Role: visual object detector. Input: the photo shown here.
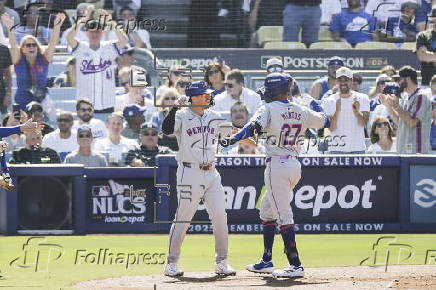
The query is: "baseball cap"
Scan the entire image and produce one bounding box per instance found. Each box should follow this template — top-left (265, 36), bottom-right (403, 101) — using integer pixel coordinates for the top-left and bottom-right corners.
top-left (336, 67), bottom-right (353, 79)
top-left (123, 104), bottom-right (146, 120)
top-left (140, 122), bottom-right (158, 134)
top-left (25, 101), bottom-right (43, 113)
top-left (383, 82), bottom-right (401, 98)
top-left (266, 58), bottom-right (283, 68)
top-left (77, 125), bottom-right (92, 135)
top-left (328, 56), bottom-right (344, 67)
top-left (185, 81), bottom-right (213, 97)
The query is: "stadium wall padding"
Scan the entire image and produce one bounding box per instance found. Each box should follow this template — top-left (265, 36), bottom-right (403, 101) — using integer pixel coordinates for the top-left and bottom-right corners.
top-left (0, 156), bottom-right (435, 234)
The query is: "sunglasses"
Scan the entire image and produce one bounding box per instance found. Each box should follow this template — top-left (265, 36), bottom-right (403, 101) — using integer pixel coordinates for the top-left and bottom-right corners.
top-left (57, 118), bottom-right (72, 123)
top-left (31, 107), bottom-right (43, 113)
top-left (142, 132), bottom-right (158, 136)
top-left (225, 83), bottom-right (235, 88)
top-left (267, 66), bottom-right (283, 73)
top-left (178, 82), bottom-right (190, 88)
top-left (79, 108), bottom-right (93, 112)
top-left (25, 43), bottom-right (37, 48)
top-left (164, 96), bottom-right (177, 101)
top-left (375, 122), bottom-right (389, 128)
top-left (207, 69), bottom-right (220, 76)
top-left (78, 134), bottom-right (92, 138)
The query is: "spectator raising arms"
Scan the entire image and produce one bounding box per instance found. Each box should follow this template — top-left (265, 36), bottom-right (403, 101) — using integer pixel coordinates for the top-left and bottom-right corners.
top-left (367, 116), bottom-right (397, 154)
top-left (66, 8), bottom-right (129, 113)
top-left (3, 12), bottom-right (65, 119)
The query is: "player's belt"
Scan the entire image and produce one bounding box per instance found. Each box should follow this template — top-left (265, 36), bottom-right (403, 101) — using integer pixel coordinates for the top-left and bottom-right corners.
top-left (265, 155), bottom-right (297, 162)
top-left (182, 162), bottom-right (214, 171)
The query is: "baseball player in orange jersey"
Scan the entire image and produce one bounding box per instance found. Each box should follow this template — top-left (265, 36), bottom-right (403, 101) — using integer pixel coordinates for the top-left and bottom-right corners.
top-left (221, 73), bottom-right (331, 278)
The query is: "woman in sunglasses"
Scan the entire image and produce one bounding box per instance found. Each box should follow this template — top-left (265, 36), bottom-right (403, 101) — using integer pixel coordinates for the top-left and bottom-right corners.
top-left (156, 65), bottom-right (185, 98)
top-left (367, 116), bottom-right (397, 154)
top-left (2, 12), bottom-right (66, 120)
top-left (174, 76), bottom-right (192, 96)
top-left (204, 63), bottom-right (226, 96)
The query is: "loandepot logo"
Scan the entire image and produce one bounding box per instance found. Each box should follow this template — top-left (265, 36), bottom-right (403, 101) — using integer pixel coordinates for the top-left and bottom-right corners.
top-left (159, 57), bottom-right (220, 70)
top-left (414, 179), bottom-right (436, 208)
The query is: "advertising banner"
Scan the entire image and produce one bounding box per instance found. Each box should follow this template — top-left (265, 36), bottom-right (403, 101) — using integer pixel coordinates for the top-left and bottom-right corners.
top-left (87, 178), bottom-right (156, 226)
top-left (409, 165), bottom-right (436, 223)
top-left (154, 49), bottom-right (419, 71)
top-left (165, 157), bottom-right (400, 232)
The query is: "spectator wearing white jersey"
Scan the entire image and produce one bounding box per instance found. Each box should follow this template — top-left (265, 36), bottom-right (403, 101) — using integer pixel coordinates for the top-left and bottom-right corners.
top-left (94, 112), bottom-right (139, 166)
top-left (323, 67), bottom-right (370, 153)
top-left (72, 99), bottom-right (107, 139)
top-left (42, 111), bottom-right (78, 157)
top-left (66, 8), bottom-right (129, 113)
top-left (213, 69), bottom-right (262, 115)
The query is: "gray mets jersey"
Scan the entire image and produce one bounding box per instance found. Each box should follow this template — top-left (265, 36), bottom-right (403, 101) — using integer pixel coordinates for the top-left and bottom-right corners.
top-left (253, 100), bottom-right (326, 157)
top-left (173, 108), bottom-right (228, 164)
top-left (397, 88), bottom-right (433, 154)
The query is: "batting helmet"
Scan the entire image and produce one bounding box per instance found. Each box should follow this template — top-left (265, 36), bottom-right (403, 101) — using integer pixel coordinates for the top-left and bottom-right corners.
top-left (261, 72), bottom-right (292, 102)
top-left (185, 81), bottom-right (215, 106)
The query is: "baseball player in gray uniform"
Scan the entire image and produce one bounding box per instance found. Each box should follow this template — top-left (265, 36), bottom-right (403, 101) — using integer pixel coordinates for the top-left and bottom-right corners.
top-left (383, 66), bottom-right (433, 154)
top-left (161, 81), bottom-right (235, 277)
top-left (221, 73), bottom-right (330, 278)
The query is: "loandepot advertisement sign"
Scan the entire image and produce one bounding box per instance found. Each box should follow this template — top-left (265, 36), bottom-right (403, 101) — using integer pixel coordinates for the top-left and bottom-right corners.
top-left (410, 165), bottom-right (436, 223)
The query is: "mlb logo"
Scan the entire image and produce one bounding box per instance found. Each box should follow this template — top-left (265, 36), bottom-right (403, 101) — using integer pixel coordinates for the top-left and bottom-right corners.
top-left (92, 185), bottom-right (111, 196)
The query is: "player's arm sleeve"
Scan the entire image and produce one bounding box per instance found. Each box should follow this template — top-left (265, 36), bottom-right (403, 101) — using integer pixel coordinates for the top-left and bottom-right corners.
top-left (233, 105), bottom-right (268, 141)
top-left (0, 126), bottom-right (21, 138)
top-left (162, 107), bottom-right (179, 135)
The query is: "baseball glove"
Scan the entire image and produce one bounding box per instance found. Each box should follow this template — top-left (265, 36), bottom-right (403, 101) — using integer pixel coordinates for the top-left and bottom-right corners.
top-left (0, 175), bottom-right (15, 191)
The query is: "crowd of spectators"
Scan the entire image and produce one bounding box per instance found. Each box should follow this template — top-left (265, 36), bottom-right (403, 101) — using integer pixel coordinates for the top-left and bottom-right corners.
top-left (0, 0), bottom-right (434, 169)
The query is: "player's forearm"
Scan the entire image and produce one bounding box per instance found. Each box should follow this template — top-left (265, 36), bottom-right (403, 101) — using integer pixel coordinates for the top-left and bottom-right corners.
top-left (162, 107), bottom-right (177, 135)
top-left (0, 126), bottom-right (21, 138)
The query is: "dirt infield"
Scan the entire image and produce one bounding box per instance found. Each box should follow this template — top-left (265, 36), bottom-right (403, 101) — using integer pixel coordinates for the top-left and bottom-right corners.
top-left (74, 265), bottom-right (436, 289)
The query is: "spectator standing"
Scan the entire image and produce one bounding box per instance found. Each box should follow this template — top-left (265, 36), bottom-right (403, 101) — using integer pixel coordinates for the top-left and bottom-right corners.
top-left (38, 0), bottom-right (72, 33)
top-left (384, 66), bottom-right (433, 153)
top-left (310, 57), bottom-right (344, 100)
top-left (151, 88), bottom-right (179, 131)
top-left (213, 69), bottom-right (262, 115)
top-left (187, 0), bottom-right (220, 47)
top-left (416, 5), bottom-right (436, 87)
top-left (107, 7), bottom-right (151, 49)
top-left (64, 126), bottom-right (108, 167)
top-left (415, 0), bottom-right (432, 32)
top-left (219, 0), bottom-right (252, 47)
top-left (282, 0), bottom-right (322, 47)
top-left (0, 42), bottom-right (12, 114)
top-left (125, 124), bottom-right (173, 167)
top-left (66, 8), bottom-right (129, 113)
top-left (367, 116), bottom-right (397, 153)
top-left (174, 75), bottom-right (192, 97)
top-left (204, 63), bottom-right (226, 97)
top-left (156, 66), bottom-right (184, 98)
top-left (323, 67), bottom-right (370, 153)
top-left (3, 13), bottom-right (64, 118)
top-left (42, 112), bottom-right (78, 156)
top-left (25, 101), bottom-right (54, 136)
top-left (104, 0), bottom-right (141, 18)
top-left (249, 0), bottom-right (285, 45)
top-left (10, 131), bottom-right (61, 164)
top-left (330, 0), bottom-right (377, 47)
top-left (72, 99), bottom-right (107, 139)
top-left (0, 0), bottom-right (20, 38)
top-left (321, 0), bottom-right (342, 25)
top-left (365, 0), bottom-right (401, 28)
top-left (53, 57), bottom-right (76, 87)
top-left (94, 112), bottom-right (139, 166)
top-left (13, 4), bottom-right (52, 45)
top-left (122, 104), bottom-right (146, 140)
top-left (265, 57), bottom-right (301, 96)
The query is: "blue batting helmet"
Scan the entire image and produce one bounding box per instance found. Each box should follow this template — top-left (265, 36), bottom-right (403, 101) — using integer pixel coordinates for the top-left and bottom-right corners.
top-left (185, 81), bottom-right (215, 106)
top-left (261, 72), bottom-right (292, 102)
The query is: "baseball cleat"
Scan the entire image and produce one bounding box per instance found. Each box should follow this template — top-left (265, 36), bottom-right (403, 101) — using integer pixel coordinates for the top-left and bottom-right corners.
top-left (246, 259), bottom-right (274, 273)
top-left (272, 265), bottom-right (304, 278)
top-left (164, 263), bottom-right (184, 277)
top-left (215, 260), bottom-right (236, 276)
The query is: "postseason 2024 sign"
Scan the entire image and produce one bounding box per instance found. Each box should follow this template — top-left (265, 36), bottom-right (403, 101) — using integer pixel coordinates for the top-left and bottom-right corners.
top-left (154, 49), bottom-right (419, 71)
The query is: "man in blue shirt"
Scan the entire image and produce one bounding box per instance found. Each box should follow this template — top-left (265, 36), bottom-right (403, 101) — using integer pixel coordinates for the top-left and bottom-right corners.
top-left (330, 0), bottom-right (377, 46)
top-left (380, 1), bottom-right (418, 44)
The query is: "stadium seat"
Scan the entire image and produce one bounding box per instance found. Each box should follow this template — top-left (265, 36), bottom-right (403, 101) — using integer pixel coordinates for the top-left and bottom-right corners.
top-left (257, 26), bottom-right (283, 46)
top-left (318, 26), bottom-right (333, 42)
top-left (309, 42), bottom-right (352, 49)
top-left (400, 42), bottom-right (416, 50)
top-left (263, 42), bottom-right (306, 49)
top-left (355, 42), bottom-right (398, 49)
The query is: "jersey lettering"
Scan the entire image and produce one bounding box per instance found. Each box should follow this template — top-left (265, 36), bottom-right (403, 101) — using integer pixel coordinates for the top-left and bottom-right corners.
top-left (280, 123), bottom-right (302, 146)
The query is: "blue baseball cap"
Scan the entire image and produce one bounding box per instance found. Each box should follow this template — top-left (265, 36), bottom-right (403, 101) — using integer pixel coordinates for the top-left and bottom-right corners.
top-left (123, 104), bottom-right (146, 120)
top-left (328, 56), bottom-right (344, 67)
top-left (185, 81), bottom-right (213, 97)
top-left (383, 82), bottom-right (401, 98)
